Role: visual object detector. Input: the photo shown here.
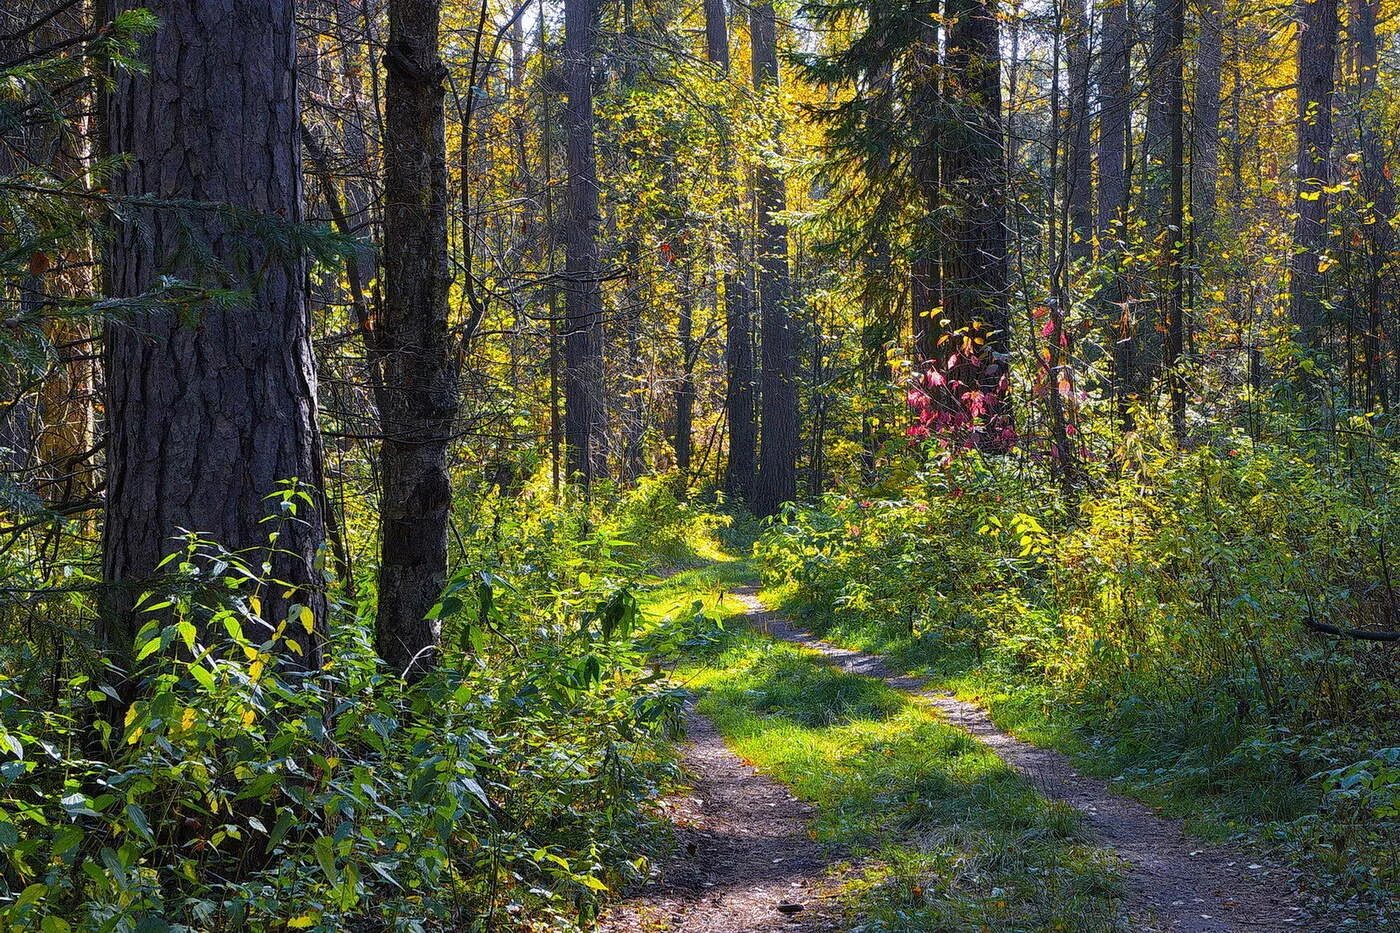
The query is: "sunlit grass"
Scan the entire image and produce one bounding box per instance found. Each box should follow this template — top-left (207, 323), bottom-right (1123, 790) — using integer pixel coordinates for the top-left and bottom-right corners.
top-left (674, 631), bottom-right (1126, 931)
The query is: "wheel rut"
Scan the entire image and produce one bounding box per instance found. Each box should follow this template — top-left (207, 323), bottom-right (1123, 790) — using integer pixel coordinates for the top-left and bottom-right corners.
top-left (736, 586), bottom-right (1318, 933)
top-left (598, 702), bottom-right (844, 932)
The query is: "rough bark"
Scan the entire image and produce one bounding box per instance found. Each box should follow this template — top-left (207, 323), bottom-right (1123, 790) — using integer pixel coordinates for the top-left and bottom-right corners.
top-left (1165, 0), bottom-right (1186, 435)
top-left (1065, 0), bottom-right (1093, 263)
top-left (1350, 0), bottom-right (1392, 405)
top-left (941, 0), bottom-right (1009, 355)
top-left (375, 0), bottom-right (459, 680)
top-left (1191, 0), bottom-right (1223, 247)
top-left (749, 1), bottom-right (797, 517)
top-left (707, 0), bottom-right (757, 504)
top-left (1289, 0), bottom-right (1338, 346)
top-left (1096, 0), bottom-right (1131, 245)
top-left (563, 0), bottom-right (609, 481)
top-left (910, 7), bottom-right (942, 365)
top-left (1096, 0), bottom-right (1135, 425)
top-left (103, 0), bottom-right (325, 672)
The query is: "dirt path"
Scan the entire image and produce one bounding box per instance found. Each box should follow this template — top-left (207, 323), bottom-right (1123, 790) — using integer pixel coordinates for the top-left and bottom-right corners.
top-left (598, 704), bottom-right (844, 933)
top-left (736, 587), bottom-right (1318, 933)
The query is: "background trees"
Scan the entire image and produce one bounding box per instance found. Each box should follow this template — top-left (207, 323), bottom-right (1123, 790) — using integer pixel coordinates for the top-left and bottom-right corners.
top-left (2, 0), bottom-right (1399, 925)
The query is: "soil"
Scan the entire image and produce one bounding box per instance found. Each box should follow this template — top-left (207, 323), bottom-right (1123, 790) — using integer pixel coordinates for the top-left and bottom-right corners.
top-left (597, 704), bottom-right (845, 932)
top-left (601, 586), bottom-right (1319, 933)
top-left (736, 587), bottom-right (1320, 933)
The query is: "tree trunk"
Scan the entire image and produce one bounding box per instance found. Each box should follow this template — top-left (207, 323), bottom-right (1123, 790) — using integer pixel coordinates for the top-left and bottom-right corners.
top-left (1065, 0), bottom-right (1093, 263)
top-left (911, 7), bottom-right (942, 365)
top-left (1289, 0), bottom-right (1338, 346)
top-left (1350, 0), bottom-right (1392, 406)
top-left (104, 0), bottom-right (324, 673)
top-left (373, 0), bottom-right (459, 680)
top-left (1164, 0), bottom-right (1186, 435)
top-left (707, 0), bottom-right (757, 504)
top-left (939, 0), bottom-right (1012, 449)
top-left (1191, 0), bottom-right (1223, 252)
top-left (563, 0), bottom-right (609, 481)
top-left (1096, 0), bottom-right (1134, 426)
top-left (750, 1), bottom-right (797, 516)
top-left (1096, 0), bottom-right (1131, 245)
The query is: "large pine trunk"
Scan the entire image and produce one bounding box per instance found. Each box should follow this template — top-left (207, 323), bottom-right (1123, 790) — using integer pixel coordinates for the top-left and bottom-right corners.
top-left (1095, 0), bottom-right (1134, 425)
top-left (563, 0), bottom-right (609, 481)
top-left (1350, 0), bottom-right (1392, 404)
top-left (708, 0), bottom-right (757, 504)
top-left (1065, 0), bottom-right (1093, 263)
top-left (375, 0), bottom-right (459, 680)
top-left (103, 0), bottom-right (324, 672)
top-left (1289, 0), bottom-right (1338, 346)
top-left (749, 1), bottom-right (797, 517)
top-left (939, 0), bottom-right (1011, 449)
top-left (910, 8), bottom-right (942, 365)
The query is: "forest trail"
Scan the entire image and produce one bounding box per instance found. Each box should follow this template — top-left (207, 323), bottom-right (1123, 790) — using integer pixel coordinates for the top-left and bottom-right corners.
top-left (732, 587), bottom-right (1318, 933)
top-left (598, 703), bottom-right (845, 933)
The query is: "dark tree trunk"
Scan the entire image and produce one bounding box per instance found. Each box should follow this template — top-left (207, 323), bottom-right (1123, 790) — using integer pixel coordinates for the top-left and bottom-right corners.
top-left (103, 0), bottom-right (325, 674)
top-left (750, 1), bottom-right (797, 517)
top-left (1191, 0), bottom-right (1223, 250)
top-left (911, 7), bottom-right (942, 365)
top-left (373, 0), bottom-right (459, 680)
top-left (1350, 0), bottom-right (1392, 405)
top-left (1164, 0), bottom-right (1186, 435)
top-left (563, 0), bottom-right (609, 481)
top-left (1289, 0), bottom-right (1338, 346)
top-left (939, 0), bottom-right (1010, 447)
top-left (704, 0), bottom-right (730, 70)
top-left (1065, 0), bottom-right (1093, 263)
top-left (673, 251), bottom-right (696, 479)
top-left (708, 0), bottom-right (757, 504)
top-left (1096, 0), bottom-right (1134, 427)
top-left (1095, 0), bottom-right (1131, 245)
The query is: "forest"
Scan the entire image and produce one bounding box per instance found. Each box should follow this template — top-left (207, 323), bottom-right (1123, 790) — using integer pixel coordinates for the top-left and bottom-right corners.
top-left (1, 0), bottom-right (1397, 929)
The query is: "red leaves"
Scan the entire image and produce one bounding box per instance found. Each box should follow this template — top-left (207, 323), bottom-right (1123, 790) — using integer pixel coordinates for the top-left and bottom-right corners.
top-left (907, 328), bottom-right (1016, 457)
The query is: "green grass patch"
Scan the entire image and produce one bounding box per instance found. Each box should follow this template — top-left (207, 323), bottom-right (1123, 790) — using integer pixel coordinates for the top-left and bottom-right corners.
top-left (674, 629), bottom-right (1126, 932)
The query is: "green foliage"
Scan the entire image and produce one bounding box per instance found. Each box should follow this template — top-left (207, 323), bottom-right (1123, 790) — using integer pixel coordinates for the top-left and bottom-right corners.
top-left (755, 424), bottom-right (1399, 923)
top-left (0, 512), bottom-right (684, 930)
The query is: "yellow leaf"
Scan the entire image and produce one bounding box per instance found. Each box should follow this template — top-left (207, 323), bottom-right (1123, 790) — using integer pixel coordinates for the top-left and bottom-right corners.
top-left (287, 916), bottom-right (318, 929)
top-left (248, 659), bottom-right (265, 681)
top-left (181, 707), bottom-right (197, 731)
top-left (240, 709), bottom-right (256, 728)
top-left (299, 605), bottom-right (315, 634)
top-left (249, 596), bottom-right (262, 618)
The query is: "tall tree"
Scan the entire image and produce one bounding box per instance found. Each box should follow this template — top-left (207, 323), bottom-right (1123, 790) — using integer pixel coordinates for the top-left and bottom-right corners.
top-left (938, 0), bottom-right (1012, 448)
top-left (1095, 0), bottom-right (1134, 424)
top-left (374, 0), bottom-right (459, 679)
top-left (563, 0), bottom-right (609, 480)
top-left (1289, 0), bottom-right (1338, 346)
top-left (911, 6), bottom-right (942, 365)
top-left (750, 0), bottom-right (797, 516)
top-left (1064, 0), bottom-right (1093, 263)
top-left (1349, 0), bottom-right (1393, 405)
top-left (1191, 0), bottom-right (1223, 253)
top-left (710, 0), bottom-right (757, 504)
top-left (1164, 0), bottom-right (1186, 435)
top-left (103, 0), bottom-right (325, 675)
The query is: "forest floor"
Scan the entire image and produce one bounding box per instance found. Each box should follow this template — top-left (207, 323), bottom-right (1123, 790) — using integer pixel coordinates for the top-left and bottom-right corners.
top-left (602, 563), bottom-right (1322, 932)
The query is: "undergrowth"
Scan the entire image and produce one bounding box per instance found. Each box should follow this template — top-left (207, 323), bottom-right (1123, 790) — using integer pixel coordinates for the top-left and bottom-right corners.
top-left (753, 425), bottom-right (1399, 926)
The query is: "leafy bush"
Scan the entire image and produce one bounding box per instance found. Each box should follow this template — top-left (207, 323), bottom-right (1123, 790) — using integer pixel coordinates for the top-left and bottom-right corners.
top-left (756, 422), bottom-right (1399, 919)
top-left (0, 522), bottom-right (684, 931)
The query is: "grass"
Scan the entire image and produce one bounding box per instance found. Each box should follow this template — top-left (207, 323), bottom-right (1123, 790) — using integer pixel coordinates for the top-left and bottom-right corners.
top-left (642, 563), bottom-right (1126, 932)
top-left (756, 582), bottom-right (1309, 838)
